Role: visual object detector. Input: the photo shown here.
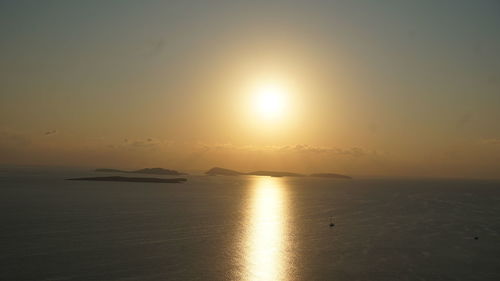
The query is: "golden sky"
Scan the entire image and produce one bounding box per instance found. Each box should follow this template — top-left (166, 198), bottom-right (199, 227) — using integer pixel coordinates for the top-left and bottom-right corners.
top-left (1, 0), bottom-right (499, 178)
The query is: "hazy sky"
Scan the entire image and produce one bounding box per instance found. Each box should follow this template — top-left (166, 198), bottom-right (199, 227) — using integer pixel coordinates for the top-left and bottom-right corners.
top-left (1, 0), bottom-right (499, 178)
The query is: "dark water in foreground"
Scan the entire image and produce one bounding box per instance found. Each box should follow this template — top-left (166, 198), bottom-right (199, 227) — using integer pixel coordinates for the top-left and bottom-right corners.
top-left (1, 167), bottom-right (499, 281)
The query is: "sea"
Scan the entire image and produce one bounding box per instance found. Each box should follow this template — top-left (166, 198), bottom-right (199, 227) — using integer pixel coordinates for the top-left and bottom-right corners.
top-left (1, 166), bottom-right (499, 281)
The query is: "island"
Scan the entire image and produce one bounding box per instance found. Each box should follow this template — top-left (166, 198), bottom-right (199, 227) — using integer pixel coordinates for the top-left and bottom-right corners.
top-left (95, 167), bottom-right (186, 175)
top-left (205, 167), bottom-right (303, 177)
top-left (205, 167), bottom-right (244, 176)
top-left (247, 170), bottom-right (304, 177)
top-left (66, 176), bottom-right (187, 183)
top-left (309, 173), bottom-right (352, 179)
top-left (205, 167), bottom-right (351, 179)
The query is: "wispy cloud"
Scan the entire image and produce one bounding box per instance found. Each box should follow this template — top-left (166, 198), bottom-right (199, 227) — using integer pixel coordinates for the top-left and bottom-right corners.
top-left (108, 137), bottom-right (171, 151)
top-left (196, 143), bottom-right (370, 157)
top-left (287, 144), bottom-right (367, 156)
top-left (130, 138), bottom-right (159, 148)
top-left (44, 130), bottom-right (57, 136)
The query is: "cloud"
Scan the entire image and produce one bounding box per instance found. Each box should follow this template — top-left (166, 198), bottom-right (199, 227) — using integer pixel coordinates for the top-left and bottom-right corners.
top-left (108, 137), bottom-right (171, 151)
top-left (130, 139), bottom-right (158, 148)
top-left (196, 143), bottom-right (370, 157)
top-left (288, 144), bottom-right (367, 156)
top-left (44, 130), bottom-right (57, 136)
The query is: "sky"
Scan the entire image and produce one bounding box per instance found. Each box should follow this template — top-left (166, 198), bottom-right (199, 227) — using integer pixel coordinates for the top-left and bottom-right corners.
top-left (1, 0), bottom-right (499, 178)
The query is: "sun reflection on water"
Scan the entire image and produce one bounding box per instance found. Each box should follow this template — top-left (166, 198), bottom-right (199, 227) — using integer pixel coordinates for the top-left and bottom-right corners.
top-left (244, 177), bottom-right (289, 281)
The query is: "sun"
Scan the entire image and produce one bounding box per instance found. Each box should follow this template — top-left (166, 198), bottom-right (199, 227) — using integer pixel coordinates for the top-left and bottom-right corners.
top-left (253, 82), bottom-right (287, 119)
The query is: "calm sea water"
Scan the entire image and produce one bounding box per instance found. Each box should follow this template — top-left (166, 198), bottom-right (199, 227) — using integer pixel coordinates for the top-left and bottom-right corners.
top-left (1, 167), bottom-right (499, 281)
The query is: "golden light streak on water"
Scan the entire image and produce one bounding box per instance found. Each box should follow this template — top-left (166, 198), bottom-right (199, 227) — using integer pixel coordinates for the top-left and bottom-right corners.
top-left (243, 177), bottom-right (289, 281)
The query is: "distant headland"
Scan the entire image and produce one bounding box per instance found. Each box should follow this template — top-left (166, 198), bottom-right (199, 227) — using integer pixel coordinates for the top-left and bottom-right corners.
top-left (205, 167), bottom-right (351, 179)
top-left (67, 176), bottom-right (187, 183)
top-left (90, 167), bottom-right (351, 179)
top-left (309, 173), bottom-right (352, 179)
top-left (95, 168), bottom-right (186, 175)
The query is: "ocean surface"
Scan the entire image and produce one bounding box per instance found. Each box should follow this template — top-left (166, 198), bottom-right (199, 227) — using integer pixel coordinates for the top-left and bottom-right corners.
top-left (1, 167), bottom-right (499, 281)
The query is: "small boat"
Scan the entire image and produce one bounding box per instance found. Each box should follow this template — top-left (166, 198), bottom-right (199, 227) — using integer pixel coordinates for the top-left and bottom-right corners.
top-left (329, 216), bottom-right (335, 227)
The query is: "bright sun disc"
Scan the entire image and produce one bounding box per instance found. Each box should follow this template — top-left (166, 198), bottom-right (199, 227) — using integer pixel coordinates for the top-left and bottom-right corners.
top-left (254, 83), bottom-right (287, 119)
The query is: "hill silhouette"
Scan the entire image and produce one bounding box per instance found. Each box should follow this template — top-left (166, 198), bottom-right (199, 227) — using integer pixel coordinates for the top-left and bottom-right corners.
top-left (309, 173), bottom-right (352, 179)
top-left (205, 167), bottom-right (243, 176)
top-left (205, 167), bottom-right (351, 179)
top-left (95, 168), bottom-right (186, 175)
top-left (67, 176), bottom-right (187, 183)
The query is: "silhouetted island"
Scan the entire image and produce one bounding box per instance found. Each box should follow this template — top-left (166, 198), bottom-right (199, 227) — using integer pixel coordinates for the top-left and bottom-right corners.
top-left (95, 167), bottom-right (186, 175)
top-left (206, 167), bottom-right (302, 177)
top-left (205, 167), bottom-right (244, 176)
top-left (205, 167), bottom-right (351, 179)
top-left (67, 176), bottom-right (187, 183)
top-left (309, 173), bottom-right (352, 179)
top-left (248, 170), bottom-right (304, 177)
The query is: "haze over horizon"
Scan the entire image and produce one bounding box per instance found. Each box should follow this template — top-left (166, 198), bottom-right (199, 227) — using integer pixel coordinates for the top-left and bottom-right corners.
top-left (1, 0), bottom-right (500, 179)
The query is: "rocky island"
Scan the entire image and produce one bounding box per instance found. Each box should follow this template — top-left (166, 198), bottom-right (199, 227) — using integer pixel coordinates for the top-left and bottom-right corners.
top-left (309, 173), bottom-right (352, 179)
top-left (206, 167), bottom-right (303, 177)
top-left (205, 167), bottom-right (351, 179)
top-left (205, 167), bottom-right (244, 176)
top-left (67, 176), bottom-right (187, 183)
top-left (95, 167), bottom-right (186, 175)
top-left (248, 170), bottom-right (304, 177)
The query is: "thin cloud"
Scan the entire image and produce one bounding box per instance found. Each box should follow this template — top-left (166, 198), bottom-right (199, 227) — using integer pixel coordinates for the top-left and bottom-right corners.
top-left (197, 143), bottom-right (369, 157)
top-left (108, 138), bottom-right (171, 151)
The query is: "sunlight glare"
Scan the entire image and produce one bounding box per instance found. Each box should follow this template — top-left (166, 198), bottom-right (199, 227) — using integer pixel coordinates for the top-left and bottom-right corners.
top-left (253, 82), bottom-right (287, 119)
